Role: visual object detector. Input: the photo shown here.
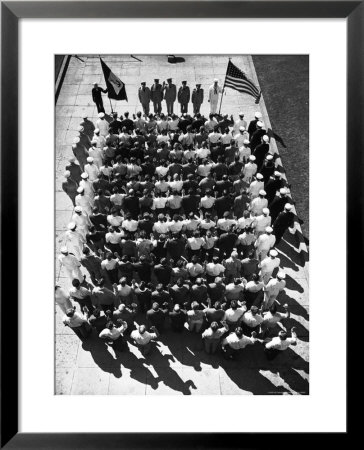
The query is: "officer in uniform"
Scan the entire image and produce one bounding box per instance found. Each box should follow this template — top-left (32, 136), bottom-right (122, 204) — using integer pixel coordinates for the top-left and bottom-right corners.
top-left (192, 83), bottom-right (204, 114)
top-left (163, 78), bottom-right (177, 115)
top-left (208, 79), bottom-right (223, 114)
top-left (92, 82), bottom-right (107, 113)
top-left (66, 157), bottom-right (82, 185)
top-left (247, 111), bottom-right (263, 136)
top-left (272, 203), bottom-right (295, 244)
top-left (80, 115), bottom-right (95, 140)
top-left (62, 170), bottom-right (78, 207)
top-left (138, 82), bottom-right (151, 115)
top-left (58, 247), bottom-right (83, 282)
top-left (150, 78), bottom-right (163, 114)
top-left (233, 112), bottom-right (248, 137)
top-left (72, 137), bottom-right (89, 172)
top-left (178, 81), bottom-right (190, 114)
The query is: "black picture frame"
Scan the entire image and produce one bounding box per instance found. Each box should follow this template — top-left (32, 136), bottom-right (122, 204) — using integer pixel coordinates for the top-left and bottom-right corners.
top-left (1, 1), bottom-right (359, 448)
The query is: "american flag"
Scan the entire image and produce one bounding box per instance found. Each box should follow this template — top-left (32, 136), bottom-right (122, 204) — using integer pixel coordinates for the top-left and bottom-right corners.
top-left (224, 60), bottom-right (261, 103)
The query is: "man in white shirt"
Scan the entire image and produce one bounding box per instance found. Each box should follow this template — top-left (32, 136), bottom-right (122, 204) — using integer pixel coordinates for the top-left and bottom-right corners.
top-left (253, 208), bottom-right (272, 237)
top-left (64, 222), bottom-right (85, 260)
top-left (204, 113), bottom-right (218, 132)
top-left (99, 320), bottom-right (128, 352)
top-left (250, 189), bottom-right (268, 216)
top-left (265, 327), bottom-right (297, 360)
top-left (58, 247), bottom-right (84, 282)
top-left (208, 79), bottom-right (223, 114)
top-left (249, 173), bottom-right (265, 199)
top-left (243, 155), bottom-right (258, 183)
top-left (168, 174), bottom-right (184, 192)
top-left (122, 213), bottom-right (139, 233)
top-left (84, 157), bottom-right (100, 182)
top-left (88, 142), bottom-right (104, 169)
top-left (241, 305), bottom-right (264, 336)
top-left (259, 249), bottom-right (281, 284)
top-left (186, 256), bottom-right (204, 280)
top-left (235, 127), bottom-right (249, 148)
top-left (152, 214), bottom-right (169, 235)
top-left (255, 226), bottom-right (276, 261)
top-left (63, 307), bottom-right (91, 340)
top-left (202, 321), bottom-right (229, 354)
top-left (223, 300), bottom-right (247, 328)
top-left (205, 256), bottom-right (225, 283)
top-left (75, 187), bottom-right (94, 217)
top-left (130, 324), bottom-right (159, 355)
top-left (93, 128), bottom-right (106, 149)
top-left (262, 271), bottom-right (286, 310)
top-left (222, 326), bottom-right (260, 359)
top-left (96, 112), bottom-right (109, 137)
top-left (233, 112), bottom-right (248, 136)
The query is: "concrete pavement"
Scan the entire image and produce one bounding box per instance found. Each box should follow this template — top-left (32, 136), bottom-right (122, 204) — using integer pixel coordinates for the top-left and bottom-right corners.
top-left (55, 55), bottom-right (309, 395)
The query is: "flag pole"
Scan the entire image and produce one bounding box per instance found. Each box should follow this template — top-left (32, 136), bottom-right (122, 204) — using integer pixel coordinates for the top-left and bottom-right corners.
top-left (108, 97), bottom-right (114, 114)
top-left (218, 58), bottom-right (230, 115)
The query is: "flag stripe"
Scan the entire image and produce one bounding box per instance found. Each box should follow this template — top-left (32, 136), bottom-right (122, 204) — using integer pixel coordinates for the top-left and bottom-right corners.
top-left (225, 78), bottom-right (260, 97)
top-left (223, 60), bottom-right (260, 101)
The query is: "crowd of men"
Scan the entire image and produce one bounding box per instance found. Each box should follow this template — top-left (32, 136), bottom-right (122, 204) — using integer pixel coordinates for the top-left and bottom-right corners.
top-left (56, 78), bottom-right (299, 363)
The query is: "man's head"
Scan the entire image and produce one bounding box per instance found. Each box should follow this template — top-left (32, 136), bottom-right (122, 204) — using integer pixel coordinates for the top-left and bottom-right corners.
top-left (210, 321), bottom-right (219, 332)
top-left (152, 302), bottom-right (159, 311)
top-left (66, 308), bottom-right (75, 318)
top-left (139, 325), bottom-right (146, 334)
top-left (278, 330), bottom-right (288, 340)
top-left (235, 327), bottom-right (243, 338)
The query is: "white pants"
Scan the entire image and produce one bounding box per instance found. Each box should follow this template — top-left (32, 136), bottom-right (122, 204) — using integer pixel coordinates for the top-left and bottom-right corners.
top-left (256, 248), bottom-right (269, 261)
top-left (210, 101), bottom-right (218, 114)
top-left (67, 244), bottom-right (83, 260)
top-left (262, 293), bottom-right (277, 311)
top-left (260, 270), bottom-right (273, 285)
top-left (64, 266), bottom-right (83, 282)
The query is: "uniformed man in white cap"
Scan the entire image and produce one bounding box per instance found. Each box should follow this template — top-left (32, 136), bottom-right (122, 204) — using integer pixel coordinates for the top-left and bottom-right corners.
top-left (192, 84), bottom-right (204, 114)
top-left (253, 134), bottom-right (270, 170)
top-left (75, 186), bottom-right (93, 217)
top-left (252, 207), bottom-right (271, 237)
top-left (84, 157), bottom-right (100, 182)
top-left (259, 249), bottom-right (281, 284)
top-left (92, 82), bottom-right (107, 113)
top-left (72, 137), bottom-right (89, 172)
top-left (64, 222), bottom-right (86, 260)
top-left (250, 189), bottom-right (268, 216)
top-left (269, 187), bottom-right (291, 222)
top-left (248, 173), bottom-right (265, 199)
top-left (261, 153), bottom-right (275, 182)
top-left (138, 82), bottom-right (151, 115)
top-left (80, 114), bottom-right (95, 140)
top-left (238, 139), bottom-right (251, 164)
top-left (208, 79), bottom-right (222, 114)
top-left (58, 247), bottom-right (83, 282)
top-left (254, 226), bottom-right (276, 261)
top-left (243, 155), bottom-right (257, 183)
top-left (273, 203), bottom-right (296, 244)
top-left (247, 111), bottom-right (263, 135)
top-left (72, 206), bottom-right (91, 239)
top-left (250, 120), bottom-right (266, 151)
top-left (88, 141), bottom-right (103, 170)
top-left (163, 78), bottom-right (177, 115)
top-left (92, 128), bottom-right (106, 150)
top-left (233, 112), bottom-right (248, 137)
top-left (62, 170), bottom-right (78, 207)
top-left (96, 112), bottom-right (109, 137)
top-left (235, 126), bottom-right (249, 149)
top-left (65, 157), bottom-right (82, 185)
top-left (79, 172), bottom-right (95, 204)
top-left (262, 271), bottom-right (286, 310)
top-left (77, 125), bottom-right (92, 149)
top-left (265, 170), bottom-right (285, 203)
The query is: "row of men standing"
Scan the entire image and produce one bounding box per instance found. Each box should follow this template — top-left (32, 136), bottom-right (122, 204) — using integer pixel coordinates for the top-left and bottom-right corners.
top-left (138, 78), bottom-right (221, 115)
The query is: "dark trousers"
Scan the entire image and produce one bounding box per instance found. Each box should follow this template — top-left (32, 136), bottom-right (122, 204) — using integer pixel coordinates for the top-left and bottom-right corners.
top-left (74, 296), bottom-right (94, 313)
top-left (71, 322), bottom-right (92, 340)
top-left (142, 103), bottom-right (150, 115)
top-left (193, 103), bottom-right (201, 114)
top-left (166, 101), bottom-right (174, 115)
top-left (105, 268), bottom-right (119, 284)
top-left (153, 101), bottom-right (162, 114)
top-left (94, 99), bottom-right (105, 114)
top-left (109, 335), bottom-right (125, 352)
top-left (180, 103), bottom-right (188, 114)
top-left (265, 348), bottom-right (280, 360)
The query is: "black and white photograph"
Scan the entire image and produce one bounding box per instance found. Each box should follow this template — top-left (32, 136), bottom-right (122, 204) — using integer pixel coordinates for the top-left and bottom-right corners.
top-left (55, 54), bottom-right (309, 395)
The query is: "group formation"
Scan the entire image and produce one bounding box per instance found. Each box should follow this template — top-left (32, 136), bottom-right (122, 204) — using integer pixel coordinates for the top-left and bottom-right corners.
top-left (56, 84), bottom-right (299, 363)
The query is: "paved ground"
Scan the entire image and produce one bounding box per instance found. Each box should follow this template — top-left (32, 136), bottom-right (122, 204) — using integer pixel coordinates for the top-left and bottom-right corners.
top-left (55, 55), bottom-right (309, 395)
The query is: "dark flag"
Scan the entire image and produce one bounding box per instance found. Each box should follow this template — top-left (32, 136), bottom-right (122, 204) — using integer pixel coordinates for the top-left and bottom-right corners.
top-left (224, 60), bottom-right (261, 103)
top-left (100, 57), bottom-right (128, 101)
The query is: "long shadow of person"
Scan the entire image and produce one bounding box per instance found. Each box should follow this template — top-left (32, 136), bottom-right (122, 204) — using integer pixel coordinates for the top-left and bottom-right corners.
top-left (144, 344), bottom-right (197, 395)
top-left (284, 274), bottom-right (305, 294)
top-left (81, 334), bottom-right (122, 378)
top-left (277, 290), bottom-right (309, 321)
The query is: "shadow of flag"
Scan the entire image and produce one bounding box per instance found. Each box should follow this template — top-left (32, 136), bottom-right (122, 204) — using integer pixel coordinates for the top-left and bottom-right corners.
top-left (167, 55), bottom-right (186, 64)
top-left (267, 127), bottom-right (287, 148)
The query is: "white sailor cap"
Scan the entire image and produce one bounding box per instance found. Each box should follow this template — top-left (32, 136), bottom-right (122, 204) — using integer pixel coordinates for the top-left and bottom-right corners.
top-left (255, 112), bottom-right (262, 119)
top-left (77, 187), bottom-right (84, 193)
top-left (72, 137), bottom-right (80, 144)
top-left (94, 128), bottom-right (100, 134)
top-left (256, 173), bottom-right (264, 180)
top-left (67, 222), bottom-right (76, 230)
top-left (239, 112), bottom-right (244, 116)
top-left (239, 126), bottom-right (246, 132)
top-left (74, 206), bottom-right (82, 213)
top-left (98, 112), bottom-right (105, 119)
top-left (77, 126), bottom-right (84, 132)
top-left (259, 189), bottom-right (266, 196)
top-left (270, 249), bottom-right (278, 257)
top-left (60, 246), bottom-right (68, 254)
top-left (249, 155), bottom-right (256, 161)
top-left (280, 188), bottom-right (287, 195)
top-left (263, 208), bottom-right (270, 215)
top-left (274, 171), bottom-right (282, 177)
top-left (265, 226), bottom-right (273, 233)
top-left (243, 139), bottom-right (250, 145)
top-left (262, 135), bottom-right (269, 142)
top-left (87, 156), bottom-right (94, 163)
top-left (284, 203), bottom-right (293, 211)
top-left (93, 82), bottom-right (98, 85)
top-left (257, 121), bottom-right (264, 128)
top-left (68, 157), bottom-right (75, 163)
top-left (277, 271), bottom-right (286, 279)
top-left (81, 172), bottom-right (88, 179)
top-left (214, 78), bottom-right (219, 82)
top-left (266, 154), bottom-right (273, 161)
top-left (64, 170), bottom-right (71, 178)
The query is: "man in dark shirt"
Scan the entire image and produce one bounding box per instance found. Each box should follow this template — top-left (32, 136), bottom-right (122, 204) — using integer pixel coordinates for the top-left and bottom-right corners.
top-left (164, 234), bottom-right (187, 263)
top-left (109, 112), bottom-right (122, 134)
top-left (169, 278), bottom-right (190, 306)
top-left (146, 301), bottom-right (168, 332)
top-left (153, 258), bottom-right (172, 286)
top-left (178, 114), bottom-right (193, 133)
top-left (214, 175), bottom-right (233, 197)
top-left (90, 207), bottom-right (108, 231)
top-left (87, 307), bottom-right (108, 333)
top-left (181, 189), bottom-right (200, 216)
top-left (132, 256), bottom-right (153, 283)
top-left (123, 189), bottom-right (140, 219)
top-left (203, 301), bottom-right (225, 325)
top-left (218, 228), bottom-right (238, 259)
top-left (119, 112), bottom-right (134, 134)
top-left (241, 250), bottom-right (259, 281)
top-left (169, 304), bottom-right (187, 332)
top-left (66, 158), bottom-right (82, 185)
top-left (80, 247), bottom-right (103, 283)
top-left (272, 204), bottom-right (295, 244)
top-left (215, 191), bottom-right (233, 218)
top-left (134, 281), bottom-right (152, 313)
top-left (92, 83), bottom-right (107, 113)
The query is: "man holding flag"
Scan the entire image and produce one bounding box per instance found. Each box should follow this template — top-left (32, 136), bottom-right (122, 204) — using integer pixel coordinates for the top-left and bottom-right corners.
top-left (92, 83), bottom-right (108, 114)
top-left (99, 57), bottom-right (128, 113)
